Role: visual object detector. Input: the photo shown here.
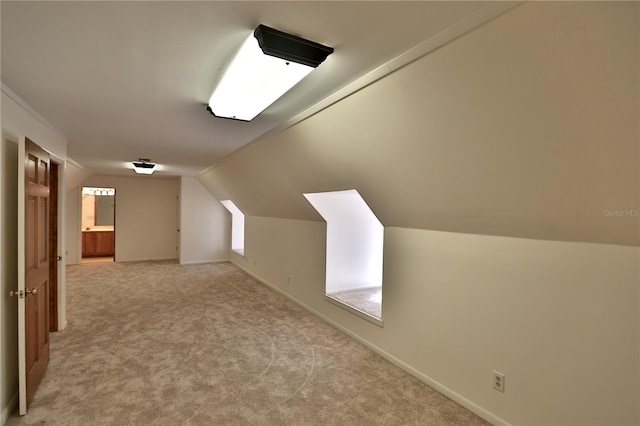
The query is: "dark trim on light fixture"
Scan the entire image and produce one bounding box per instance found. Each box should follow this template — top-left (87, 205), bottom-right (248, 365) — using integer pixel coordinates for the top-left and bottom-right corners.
top-left (132, 158), bottom-right (157, 175)
top-left (254, 24), bottom-right (334, 68)
top-left (205, 105), bottom-right (251, 122)
top-left (206, 24), bottom-right (334, 121)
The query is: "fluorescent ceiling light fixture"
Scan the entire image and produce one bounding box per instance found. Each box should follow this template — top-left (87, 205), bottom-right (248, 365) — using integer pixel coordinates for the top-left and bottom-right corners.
top-left (132, 158), bottom-right (156, 175)
top-left (207, 25), bottom-right (334, 122)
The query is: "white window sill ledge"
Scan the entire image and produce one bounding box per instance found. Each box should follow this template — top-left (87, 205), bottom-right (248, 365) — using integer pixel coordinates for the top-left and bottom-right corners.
top-left (324, 294), bottom-right (384, 327)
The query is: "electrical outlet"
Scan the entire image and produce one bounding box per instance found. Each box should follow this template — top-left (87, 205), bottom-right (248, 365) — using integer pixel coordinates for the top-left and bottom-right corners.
top-left (492, 371), bottom-right (505, 393)
top-left (287, 276), bottom-right (290, 283)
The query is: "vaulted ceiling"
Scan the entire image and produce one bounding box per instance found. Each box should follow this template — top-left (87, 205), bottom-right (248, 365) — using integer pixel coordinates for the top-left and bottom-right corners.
top-left (2, 1), bottom-right (491, 177)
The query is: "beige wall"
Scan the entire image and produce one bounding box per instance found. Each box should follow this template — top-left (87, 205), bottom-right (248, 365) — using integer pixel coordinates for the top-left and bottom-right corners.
top-left (65, 187), bottom-right (81, 265)
top-left (1, 87), bottom-right (68, 423)
top-left (81, 194), bottom-right (95, 230)
top-left (0, 131), bottom-right (19, 424)
top-left (64, 159), bottom-right (92, 194)
top-left (179, 177), bottom-right (230, 264)
top-left (80, 175), bottom-right (179, 262)
top-left (64, 161), bottom-right (92, 265)
top-left (198, 3), bottom-right (640, 425)
top-left (232, 217), bottom-right (638, 425)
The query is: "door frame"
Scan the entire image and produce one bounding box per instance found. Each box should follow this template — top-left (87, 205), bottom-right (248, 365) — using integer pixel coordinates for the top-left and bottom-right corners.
top-left (51, 155), bottom-right (66, 331)
top-left (49, 162), bottom-right (58, 331)
top-left (17, 137), bottom-right (26, 414)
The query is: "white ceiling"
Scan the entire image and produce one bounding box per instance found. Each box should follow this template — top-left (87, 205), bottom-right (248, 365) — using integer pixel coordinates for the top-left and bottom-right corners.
top-left (2, 1), bottom-right (491, 177)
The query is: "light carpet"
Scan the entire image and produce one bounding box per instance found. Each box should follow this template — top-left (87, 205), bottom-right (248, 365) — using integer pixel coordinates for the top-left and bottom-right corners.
top-left (7, 260), bottom-right (489, 425)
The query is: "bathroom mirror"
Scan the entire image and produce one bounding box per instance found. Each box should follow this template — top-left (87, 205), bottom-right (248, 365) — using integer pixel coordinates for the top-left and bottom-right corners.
top-left (82, 187), bottom-right (116, 228)
top-left (95, 195), bottom-right (115, 226)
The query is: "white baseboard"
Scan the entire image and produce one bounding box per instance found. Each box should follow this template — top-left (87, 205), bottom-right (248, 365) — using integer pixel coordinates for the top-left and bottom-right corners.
top-left (116, 257), bottom-right (179, 263)
top-left (1, 392), bottom-right (18, 425)
top-left (179, 259), bottom-right (229, 265)
top-left (231, 261), bottom-right (510, 426)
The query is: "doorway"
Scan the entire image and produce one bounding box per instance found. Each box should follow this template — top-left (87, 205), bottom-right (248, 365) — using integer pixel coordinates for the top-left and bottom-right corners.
top-left (49, 162), bottom-right (59, 331)
top-left (80, 187), bottom-right (116, 263)
top-left (48, 159), bottom-right (67, 330)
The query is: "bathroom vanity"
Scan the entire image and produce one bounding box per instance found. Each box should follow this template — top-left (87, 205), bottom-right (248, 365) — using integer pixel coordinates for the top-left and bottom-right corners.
top-left (82, 229), bottom-right (114, 257)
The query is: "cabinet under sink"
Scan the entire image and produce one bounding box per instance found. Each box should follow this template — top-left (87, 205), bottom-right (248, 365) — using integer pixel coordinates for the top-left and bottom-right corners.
top-left (82, 230), bottom-right (114, 257)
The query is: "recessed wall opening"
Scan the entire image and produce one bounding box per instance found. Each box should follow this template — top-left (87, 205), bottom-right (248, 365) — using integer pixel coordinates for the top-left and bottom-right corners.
top-left (220, 200), bottom-right (245, 256)
top-left (81, 186), bottom-right (116, 263)
top-left (304, 189), bottom-right (384, 324)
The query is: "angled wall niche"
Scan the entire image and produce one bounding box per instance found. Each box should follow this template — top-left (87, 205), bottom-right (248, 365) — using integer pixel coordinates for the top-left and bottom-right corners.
top-left (220, 200), bottom-right (245, 255)
top-left (304, 189), bottom-right (384, 324)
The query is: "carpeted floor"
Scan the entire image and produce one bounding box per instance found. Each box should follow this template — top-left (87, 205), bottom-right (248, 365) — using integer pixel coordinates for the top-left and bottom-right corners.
top-left (7, 261), bottom-right (489, 425)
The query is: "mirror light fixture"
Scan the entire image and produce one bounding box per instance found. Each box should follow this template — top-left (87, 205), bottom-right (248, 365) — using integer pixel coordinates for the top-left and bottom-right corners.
top-left (132, 158), bottom-right (156, 175)
top-left (82, 187), bottom-right (115, 196)
top-left (207, 24), bottom-right (334, 122)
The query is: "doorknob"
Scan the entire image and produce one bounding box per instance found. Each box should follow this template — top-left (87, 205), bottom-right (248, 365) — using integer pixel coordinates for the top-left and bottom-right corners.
top-left (25, 288), bottom-right (37, 296)
top-left (9, 290), bottom-right (24, 298)
top-left (56, 256), bottom-right (63, 261)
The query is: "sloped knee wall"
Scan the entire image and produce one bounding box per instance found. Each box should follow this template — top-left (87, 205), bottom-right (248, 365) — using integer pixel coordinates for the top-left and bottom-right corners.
top-left (199, 1), bottom-right (639, 247)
